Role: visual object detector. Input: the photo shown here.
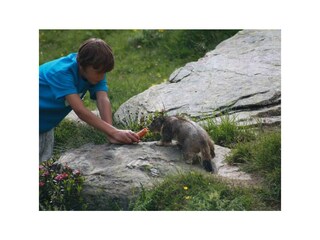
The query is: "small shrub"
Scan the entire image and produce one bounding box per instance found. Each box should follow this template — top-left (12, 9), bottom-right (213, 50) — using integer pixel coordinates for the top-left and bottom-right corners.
top-left (205, 114), bottom-right (255, 147)
top-left (39, 160), bottom-right (87, 210)
top-left (226, 142), bottom-right (254, 164)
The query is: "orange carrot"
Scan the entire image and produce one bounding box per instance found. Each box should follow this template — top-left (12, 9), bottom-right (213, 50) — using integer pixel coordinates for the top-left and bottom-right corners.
top-left (136, 128), bottom-right (149, 138)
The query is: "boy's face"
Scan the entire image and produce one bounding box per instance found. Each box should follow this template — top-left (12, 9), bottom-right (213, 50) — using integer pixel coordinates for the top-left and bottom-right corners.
top-left (80, 66), bottom-right (106, 85)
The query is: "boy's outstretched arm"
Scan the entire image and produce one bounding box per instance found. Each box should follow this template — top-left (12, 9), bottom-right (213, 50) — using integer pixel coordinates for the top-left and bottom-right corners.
top-left (96, 91), bottom-right (113, 125)
top-left (65, 94), bottom-right (139, 144)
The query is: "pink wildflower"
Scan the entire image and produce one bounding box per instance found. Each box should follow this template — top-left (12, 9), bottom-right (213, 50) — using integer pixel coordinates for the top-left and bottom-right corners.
top-left (54, 173), bottom-right (68, 181)
top-left (41, 171), bottom-right (49, 177)
top-left (39, 182), bottom-right (45, 187)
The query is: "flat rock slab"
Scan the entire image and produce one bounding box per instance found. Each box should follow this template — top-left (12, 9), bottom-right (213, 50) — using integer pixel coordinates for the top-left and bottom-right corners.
top-left (57, 142), bottom-right (251, 210)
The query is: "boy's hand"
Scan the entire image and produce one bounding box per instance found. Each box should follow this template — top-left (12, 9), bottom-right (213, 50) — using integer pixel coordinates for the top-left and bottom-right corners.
top-left (108, 129), bottom-right (140, 144)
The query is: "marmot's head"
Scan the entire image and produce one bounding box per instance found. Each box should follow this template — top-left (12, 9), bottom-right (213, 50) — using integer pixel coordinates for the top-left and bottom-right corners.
top-left (149, 116), bottom-right (166, 133)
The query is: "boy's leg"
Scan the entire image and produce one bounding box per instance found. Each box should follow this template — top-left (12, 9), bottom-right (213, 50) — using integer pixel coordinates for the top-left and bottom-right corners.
top-left (39, 129), bottom-right (54, 163)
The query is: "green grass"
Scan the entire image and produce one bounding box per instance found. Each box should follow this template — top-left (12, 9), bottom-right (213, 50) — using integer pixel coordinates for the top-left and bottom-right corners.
top-left (131, 172), bottom-right (268, 211)
top-left (53, 119), bottom-right (107, 159)
top-left (226, 131), bottom-right (281, 207)
top-left (204, 114), bottom-right (256, 148)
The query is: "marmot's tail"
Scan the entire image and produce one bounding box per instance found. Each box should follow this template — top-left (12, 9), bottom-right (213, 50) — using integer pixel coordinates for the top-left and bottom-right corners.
top-left (203, 160), bottom-right (214, 172)
top-left (209, 140), bottom-right (215, 158)
top-left (201, 144), bottom-right (217, 173)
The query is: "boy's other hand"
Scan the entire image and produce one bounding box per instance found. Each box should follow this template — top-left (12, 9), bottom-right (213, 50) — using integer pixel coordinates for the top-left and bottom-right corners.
top-left (108, 130), bottom-right (140, 144)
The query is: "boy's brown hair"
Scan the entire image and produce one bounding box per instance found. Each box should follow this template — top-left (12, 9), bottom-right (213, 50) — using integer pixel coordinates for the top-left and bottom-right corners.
top-left (77, 38), bottom-right (114, 73)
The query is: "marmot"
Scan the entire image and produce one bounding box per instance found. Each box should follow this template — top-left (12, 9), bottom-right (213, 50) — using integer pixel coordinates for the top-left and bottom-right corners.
top-left (149, 115), bottom-right (217, 173)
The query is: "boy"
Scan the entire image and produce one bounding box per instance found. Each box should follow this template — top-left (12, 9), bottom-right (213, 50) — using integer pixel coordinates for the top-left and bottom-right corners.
top-left (39, 38), bottom-right (139, 162)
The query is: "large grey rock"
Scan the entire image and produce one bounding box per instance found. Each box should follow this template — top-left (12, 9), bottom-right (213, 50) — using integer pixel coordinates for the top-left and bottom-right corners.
top-left (114, 30), bottom-right (281, 127)
top-left (57, 142), bottom-right (250, 210)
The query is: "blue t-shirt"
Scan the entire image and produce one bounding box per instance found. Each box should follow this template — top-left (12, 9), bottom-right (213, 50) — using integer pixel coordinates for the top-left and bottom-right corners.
top-left (39, 53), bottom-right (108, 133)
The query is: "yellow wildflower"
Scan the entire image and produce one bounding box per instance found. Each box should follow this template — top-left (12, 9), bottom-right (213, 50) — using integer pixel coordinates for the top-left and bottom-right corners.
top-left (183, 186), bottom-right (188, 190)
